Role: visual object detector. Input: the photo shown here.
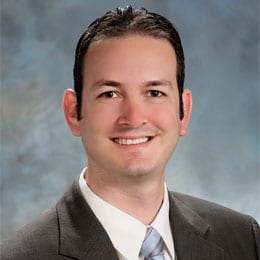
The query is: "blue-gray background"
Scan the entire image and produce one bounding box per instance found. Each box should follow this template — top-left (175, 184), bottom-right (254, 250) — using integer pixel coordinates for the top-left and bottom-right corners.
top-left (1, 0), bottom-right (259, 239)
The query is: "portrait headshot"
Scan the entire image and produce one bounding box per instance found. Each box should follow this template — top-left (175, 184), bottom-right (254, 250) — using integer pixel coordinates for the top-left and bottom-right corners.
top-left (1, 1), bottom-right (259, 259)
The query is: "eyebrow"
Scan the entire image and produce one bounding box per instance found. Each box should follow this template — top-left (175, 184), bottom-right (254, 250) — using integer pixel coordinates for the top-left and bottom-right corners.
top-left (144, 80), bottom-right (173, 88)
top-left (92, 80), bottom-right (122, 89)
top-left (91, 79), bottom-right (173, 90)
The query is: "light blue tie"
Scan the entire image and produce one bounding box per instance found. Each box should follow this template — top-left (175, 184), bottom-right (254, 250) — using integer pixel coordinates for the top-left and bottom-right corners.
top-left (140, 227), bottom-right (165, 260)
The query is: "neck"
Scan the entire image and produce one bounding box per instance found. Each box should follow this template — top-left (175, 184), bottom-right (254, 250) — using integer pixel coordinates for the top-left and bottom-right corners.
top-left (84, 168), bottom-right (165, 225)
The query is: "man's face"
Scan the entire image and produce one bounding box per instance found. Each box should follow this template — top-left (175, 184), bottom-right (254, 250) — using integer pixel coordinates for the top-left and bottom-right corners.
top-left (78, 35), bottom-right (190, 181)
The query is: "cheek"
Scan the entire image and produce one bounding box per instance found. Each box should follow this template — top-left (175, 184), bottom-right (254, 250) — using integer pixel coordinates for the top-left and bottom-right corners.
top-left (159, 109), bottom-right (181, 154)
top-left (152, 104), bottom-right (181, 131)
top-left (81, 105), bottom-right (117, 135)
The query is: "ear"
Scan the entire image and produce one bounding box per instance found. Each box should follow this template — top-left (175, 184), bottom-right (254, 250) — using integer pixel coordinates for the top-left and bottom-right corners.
top-left (180, 89), bottom-right (192, 136)
top-left (63, 89), bottom-right (81, 136)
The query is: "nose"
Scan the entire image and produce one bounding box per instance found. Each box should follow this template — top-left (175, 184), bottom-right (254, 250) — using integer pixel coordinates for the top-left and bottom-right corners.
top-left (117, 97), bottom-right (148, 128)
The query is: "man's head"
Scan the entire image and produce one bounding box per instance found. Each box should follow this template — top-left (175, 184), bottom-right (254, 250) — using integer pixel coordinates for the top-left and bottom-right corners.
top-left (63, 6), bottom-right (192, 181)
top-left (73, 5), bottom-right (185, 120)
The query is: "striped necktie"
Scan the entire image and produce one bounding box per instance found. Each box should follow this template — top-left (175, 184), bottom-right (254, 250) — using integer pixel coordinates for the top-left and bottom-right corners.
top-left (140, 227), bottom-right (165, 260)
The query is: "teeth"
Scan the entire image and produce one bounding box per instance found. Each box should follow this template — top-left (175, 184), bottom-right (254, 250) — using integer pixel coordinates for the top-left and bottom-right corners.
top-left (114, 137), bottom-right (150, 145)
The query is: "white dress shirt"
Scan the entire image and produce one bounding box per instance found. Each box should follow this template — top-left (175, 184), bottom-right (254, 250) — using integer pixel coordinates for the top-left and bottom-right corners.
top-left (79, 168), bottom-right (175, 260)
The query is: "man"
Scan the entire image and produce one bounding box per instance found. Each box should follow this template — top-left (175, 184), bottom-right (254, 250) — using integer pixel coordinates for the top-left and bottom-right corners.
top-left (1, 6), bottom-right (259, 260)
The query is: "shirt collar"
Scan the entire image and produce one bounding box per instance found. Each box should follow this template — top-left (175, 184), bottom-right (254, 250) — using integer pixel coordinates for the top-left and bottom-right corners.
top-left (150, 186), bottom-right (175, 257)
top-left (79, 168), bottom-right (174, 259)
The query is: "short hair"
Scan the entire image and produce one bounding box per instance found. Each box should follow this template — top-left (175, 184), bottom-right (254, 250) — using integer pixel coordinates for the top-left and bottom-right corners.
top-left (73, 5), bottom-right (185, 120)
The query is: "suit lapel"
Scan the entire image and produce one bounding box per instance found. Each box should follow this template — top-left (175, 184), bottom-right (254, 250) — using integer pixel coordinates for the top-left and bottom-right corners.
top-left (55, 178), bottom-right (225, 259)
top-left (56, 178), bottom-right (119, 260)
top-left (168, 191), bottom-right (225, 260)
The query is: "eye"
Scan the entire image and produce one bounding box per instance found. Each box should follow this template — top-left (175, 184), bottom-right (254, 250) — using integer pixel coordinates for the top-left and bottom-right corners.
top-left (98, 91), bottom-right (118, 98)
top-left (148, 90), bottom-right (164, 97)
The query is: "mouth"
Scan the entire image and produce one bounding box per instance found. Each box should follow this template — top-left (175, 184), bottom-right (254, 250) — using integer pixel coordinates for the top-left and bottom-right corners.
top-left (112, 136), bottom-right (153, 145)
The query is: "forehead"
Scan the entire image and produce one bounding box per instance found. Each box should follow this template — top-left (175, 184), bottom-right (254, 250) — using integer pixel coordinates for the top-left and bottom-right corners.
top-left (82, 35), bottom-right (177, 84)
top-left (86, 34), bottom-right (176, 60)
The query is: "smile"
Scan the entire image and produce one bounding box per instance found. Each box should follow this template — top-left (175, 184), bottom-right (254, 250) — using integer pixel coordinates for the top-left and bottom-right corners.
top-left (112, 137), bottom-right (152, 145)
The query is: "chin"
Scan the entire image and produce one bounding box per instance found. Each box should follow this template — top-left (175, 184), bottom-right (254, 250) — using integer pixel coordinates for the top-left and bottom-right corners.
top-left (114, 162), bottom-right (161, 179)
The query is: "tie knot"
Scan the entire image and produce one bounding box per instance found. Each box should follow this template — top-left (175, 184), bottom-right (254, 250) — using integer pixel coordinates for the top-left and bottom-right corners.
top-left (140, 227), bottom-right (165, 260)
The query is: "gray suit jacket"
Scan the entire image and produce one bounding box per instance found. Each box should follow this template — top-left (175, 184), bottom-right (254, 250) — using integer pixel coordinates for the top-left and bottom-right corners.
top-left (1, 178), bottom-right (259, 259)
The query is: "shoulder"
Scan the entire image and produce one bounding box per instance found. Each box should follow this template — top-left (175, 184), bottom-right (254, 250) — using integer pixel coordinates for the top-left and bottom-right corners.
top-left (0, 178), bottom-right (84, 260)
top-left (169, 191), bottom-right (259, 254)
top-left (0, 206), bottom-right (59, 260)
top-left (169, 190), bottom-right (258, 225)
